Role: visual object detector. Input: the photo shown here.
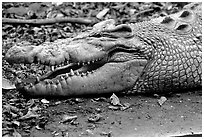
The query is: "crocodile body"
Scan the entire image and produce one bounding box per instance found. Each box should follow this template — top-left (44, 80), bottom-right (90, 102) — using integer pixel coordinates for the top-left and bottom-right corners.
top-left (5, 3), bottom-right (202, 97)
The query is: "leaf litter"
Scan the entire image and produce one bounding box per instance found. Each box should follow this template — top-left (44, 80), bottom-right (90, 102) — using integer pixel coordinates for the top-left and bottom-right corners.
top-left (2, 2), bottom-right (189, 137)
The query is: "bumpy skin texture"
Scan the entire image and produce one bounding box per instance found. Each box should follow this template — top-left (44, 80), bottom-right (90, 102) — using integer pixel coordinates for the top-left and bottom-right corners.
top-left (5, 3), bottom-right (202, 97)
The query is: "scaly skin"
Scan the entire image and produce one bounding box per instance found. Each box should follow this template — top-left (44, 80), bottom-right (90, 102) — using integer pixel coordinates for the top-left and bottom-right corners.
top-left (5, 3), bottom-right (202, 97)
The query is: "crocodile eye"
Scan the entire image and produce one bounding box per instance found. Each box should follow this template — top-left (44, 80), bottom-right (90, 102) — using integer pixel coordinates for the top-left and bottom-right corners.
top-left (180, 10), bottom-right (191, 18)
top-left (109, 24), bottom-right (132, 32)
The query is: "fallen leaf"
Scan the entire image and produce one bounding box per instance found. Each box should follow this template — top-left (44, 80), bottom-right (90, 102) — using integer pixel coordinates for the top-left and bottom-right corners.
top-left (19, 110), bottom-right (39, 120)
top-left (93, 97), bottom-right (107, 102)
top-left (13, 129), bottom-right (21, 137)
top-left (129, 9), bottom-right (136, 15)
top-left (158, 96), bottom-right (167, 106)
top-left (110, 93), bottom-right (122, 106)
top-left (2, 78), bottom-right (16, 90)
top-left (52, 2), bottom-right (63, 6)
top-left (55, 101), bottom-right (61, 105)
top-left (12, 121), bottom-right (20, 126)
top-left (32, 105), bottom-right (41, 112)
top-left (35, 125), bottom-right (42, 130)
top-left (6, 6), bottom-right (28, 17)
top-left (108, 105), bottom-right (119, 110)
top-left (61, 115), bottom-right (77, 123)
top-left (120, 102), bottom-right (131, 110)
top-left (3, 104), bottom-right (19, 113)
top-left (10, 112), bottom-right (18, 118)
top-left (96, 8), bottom-right (109, 19)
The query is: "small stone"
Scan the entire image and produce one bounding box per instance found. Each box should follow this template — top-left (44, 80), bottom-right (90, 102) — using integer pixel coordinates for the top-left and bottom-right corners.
top-left (41, 99), bottom-right (49, 104)
top-left (55, 101), bottom-right (61, 105)
top-left (86, 129), bottom-right (94, 135)
top-left (88, 114), bottom-right (102, 123)
top-left (100, 131), bottom-right (112, 137)
top-left (175, 93), bottom-right (181, 97)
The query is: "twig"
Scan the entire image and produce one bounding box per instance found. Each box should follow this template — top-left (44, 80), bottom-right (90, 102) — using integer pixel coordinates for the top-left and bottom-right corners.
top-left (135, 9), bottom-right (154, 17)
top-left (2, 17), bottom-right (94, 25)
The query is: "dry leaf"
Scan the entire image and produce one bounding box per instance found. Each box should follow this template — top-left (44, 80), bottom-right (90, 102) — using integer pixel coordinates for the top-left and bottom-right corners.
top-left (41, 99), bottom-right (49, 104)
top-left (108, 105), bottom-right (119, 110)
top-left (96, 8), bottom-right (109, 19)
top-left (19, 110), bottom-right (39, 120)
top-left (2, 78), bottom-right (16, 90)
top-left (110, 93), bottom-right (121, 106)
top-left (158, 96), bottom-right (167, 106)
top-left (120, 102), bottom-right (131, 110)
top-left (35, 125), bottom-right (42, 130)
top-left (12, 121), bottom-right (20, 126)
top-left (13, 129), bottom-right (21, 137)
top-left (61, 115), bottom-right (77, 123)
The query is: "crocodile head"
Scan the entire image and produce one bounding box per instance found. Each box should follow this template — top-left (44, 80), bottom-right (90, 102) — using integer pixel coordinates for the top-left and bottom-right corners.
top-left (5, 19), bottom-right (148, 97)
top-left (5, 3), bottom-right (202, 97)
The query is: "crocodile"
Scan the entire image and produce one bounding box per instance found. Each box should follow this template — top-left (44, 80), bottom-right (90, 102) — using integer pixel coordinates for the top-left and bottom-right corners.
top-left (5, 3), bottom-right (202, 97)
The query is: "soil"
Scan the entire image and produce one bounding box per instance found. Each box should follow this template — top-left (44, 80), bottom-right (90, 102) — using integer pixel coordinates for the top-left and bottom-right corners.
top-left (2, 2), bottom-right (202, 137)
top-left (28, 91), bottom-right (202, 137)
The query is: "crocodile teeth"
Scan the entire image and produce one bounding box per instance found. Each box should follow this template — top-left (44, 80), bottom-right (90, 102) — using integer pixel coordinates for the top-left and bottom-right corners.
top-left (77, 62), bottom-right (80, 65)
top-left (65, 73), bottom-right (69, 78)
top-left (87, 61), bottom-right (90, 65)
top-left (60, 76), bottom-right (64, 80)
top-left (56, 80), bottom-right (59, 85)
top-left (70, 69), bottom-right (74, 76)
top-left (51, 66), bottom-right (55, 71)
top-left (76, 71), bottom-right (80, 75)
top-left (36, 77), bottom-right (40, 83)
top-left (81, 73), bottom-right (85, 76)
top-left (45, 80), bottom-right (49, 84)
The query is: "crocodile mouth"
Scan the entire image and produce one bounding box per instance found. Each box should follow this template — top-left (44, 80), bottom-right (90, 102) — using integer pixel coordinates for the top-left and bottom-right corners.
top-left (38, 57), bottom-right (107, 83)
top-left (30, 47), bottom-right (138, 84)
top-left (16, 46), bottom-right (141, 96)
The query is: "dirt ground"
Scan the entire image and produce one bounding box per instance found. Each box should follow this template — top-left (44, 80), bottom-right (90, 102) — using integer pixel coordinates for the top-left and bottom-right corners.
top-left (23, 91), bottom-right (202, 137)
top-left (2, 2), bottom-right (202, 137)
